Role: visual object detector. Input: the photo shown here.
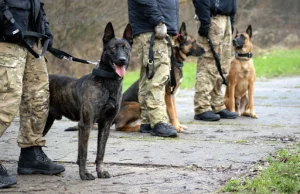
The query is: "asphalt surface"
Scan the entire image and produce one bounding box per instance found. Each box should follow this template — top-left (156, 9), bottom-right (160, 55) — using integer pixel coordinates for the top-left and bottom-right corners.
top-left (1, 76), bottom-right (299, 194)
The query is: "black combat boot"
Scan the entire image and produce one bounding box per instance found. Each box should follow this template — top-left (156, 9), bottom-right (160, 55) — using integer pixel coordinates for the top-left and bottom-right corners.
top-left (139, 124), bottom-right (152, 133)
top-left (194, 111), bottom-right (220, 121)
top-left (17, 146), bottom-right (65, 175)
top-left (0, 163), bottom-right (17, 188)
top-left (151, 123), bottom-right (177, 138)
top-left (216, 109), bottom-right (238, 119)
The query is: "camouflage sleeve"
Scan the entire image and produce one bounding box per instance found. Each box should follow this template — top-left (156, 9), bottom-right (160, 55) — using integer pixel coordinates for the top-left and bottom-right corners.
top-left (134, 0), bottom-right (164, 26)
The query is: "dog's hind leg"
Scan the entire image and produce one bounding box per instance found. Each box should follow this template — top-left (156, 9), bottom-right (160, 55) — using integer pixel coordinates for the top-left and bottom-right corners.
top-left (78, 120), bottom-right (95, 180)
top-left (96, 122), bottom-right (111, 178)
top-left (43, 112), bottom-right (56, 136)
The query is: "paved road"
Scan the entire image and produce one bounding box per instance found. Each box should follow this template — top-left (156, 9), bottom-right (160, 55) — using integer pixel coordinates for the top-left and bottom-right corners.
top-left (1, 77), bottom-right (299, 194)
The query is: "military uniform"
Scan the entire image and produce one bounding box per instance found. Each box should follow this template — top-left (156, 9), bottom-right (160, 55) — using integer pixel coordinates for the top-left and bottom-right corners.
top-left (194, 15), bottom-right (232, 114)
top-left (134, 33), bottom-right (172, 127)
top-left (193, 0), bottom-right (236, 116)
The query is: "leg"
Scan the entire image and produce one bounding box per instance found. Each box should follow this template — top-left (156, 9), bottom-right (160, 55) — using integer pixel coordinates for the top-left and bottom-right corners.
top-left (17, 45), bottom-right (65, 175)
top-left (0, 43), bottom-right (26, 137)
top-left (17, 45), bottom-right (49, 148)
top-left (248, 82), bottom-right (258, 118)
top-left (0, 43), bottom-right (25, 188)
top-left (78, 120), bottom-right (94, 180)
top-left (96, 122), bottom-right (111, 178)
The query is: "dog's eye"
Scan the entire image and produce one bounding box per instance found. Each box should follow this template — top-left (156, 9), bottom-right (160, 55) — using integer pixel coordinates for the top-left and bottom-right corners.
top-left (110, 47), bottom-right (116, 51)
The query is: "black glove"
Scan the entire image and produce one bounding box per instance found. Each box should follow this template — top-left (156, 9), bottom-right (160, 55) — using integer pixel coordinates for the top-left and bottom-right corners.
top-left (3, 20), bottom-right (23, 43)
top-left (198, 23), bottom-right (210, 37)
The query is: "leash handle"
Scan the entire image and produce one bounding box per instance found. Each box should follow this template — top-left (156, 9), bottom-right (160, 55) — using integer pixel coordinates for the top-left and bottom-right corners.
top-left (207, 35), bottom-right (227, 85)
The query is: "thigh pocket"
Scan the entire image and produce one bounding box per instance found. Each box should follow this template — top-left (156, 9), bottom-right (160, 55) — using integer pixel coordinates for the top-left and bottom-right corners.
top-left (0, 55), bottom-right (22, 92)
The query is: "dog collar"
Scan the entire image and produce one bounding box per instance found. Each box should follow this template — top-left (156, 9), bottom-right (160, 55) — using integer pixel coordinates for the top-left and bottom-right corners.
top-left (235, 52), bottom-right (253, 58)
top-left (92, 68), bottom-right (122, 80)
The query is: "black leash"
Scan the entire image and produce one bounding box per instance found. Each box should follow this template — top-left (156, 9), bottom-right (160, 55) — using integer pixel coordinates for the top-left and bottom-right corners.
top-left (146, 34), bottom-right (177, 92)
top-left (47, 47), bottom-right (99, 65)
top-left (146, 33), bottom-right (156, 79)
top-left (207, 35), bottom-right (227, 85)
top-left (17, 31), bottom-right (98, 66)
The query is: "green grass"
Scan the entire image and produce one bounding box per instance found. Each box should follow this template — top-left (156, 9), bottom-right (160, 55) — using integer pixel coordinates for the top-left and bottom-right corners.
top-left (254, 49), bottom-right (300, 78)
top-left (123, 49), bottom-right (300, 90)
top-left (220, 144), bottom-right (300, 194)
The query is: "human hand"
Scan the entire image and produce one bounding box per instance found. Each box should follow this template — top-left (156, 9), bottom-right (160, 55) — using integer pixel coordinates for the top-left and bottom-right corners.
top-left (198, 24), bottom-right (210, 37)
top-left (154, 22), bottom-right (167, 39)
top-left (3, 20), bottom-right (23, 42)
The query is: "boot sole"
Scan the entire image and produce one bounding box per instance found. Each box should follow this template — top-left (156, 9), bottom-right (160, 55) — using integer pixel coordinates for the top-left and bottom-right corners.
top-left (17, 167), bottom-right (65, 175)
top-left (150, 132), bottom-right (177, 138)
top-left (194, 117), bottom-right (220, 121)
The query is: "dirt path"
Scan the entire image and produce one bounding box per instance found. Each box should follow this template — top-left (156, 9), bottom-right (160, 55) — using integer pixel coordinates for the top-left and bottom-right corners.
top-left (1, 77), bottom-right (299, 194)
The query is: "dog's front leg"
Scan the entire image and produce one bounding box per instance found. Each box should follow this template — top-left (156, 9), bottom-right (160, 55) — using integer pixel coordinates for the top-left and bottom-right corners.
top-left (165, 93), bottom-right (185, 132)
top-left (228, 83), bottom-right (236, 112)
top-left (96, 122), bottom-right (111, 178)
top-left (248, 82), bottom-right (258, 118)
top-left (78, 120), bottom-right (94, 180)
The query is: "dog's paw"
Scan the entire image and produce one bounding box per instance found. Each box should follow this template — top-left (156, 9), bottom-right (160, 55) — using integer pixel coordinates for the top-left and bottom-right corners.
top-left (80, 172), bottom-right (95, 180)
top-left (176, 124), bottom-right (188, 133)
top-left (97, 170), bottom-right (111, 178)
top-left (250, 114), bottom-right (258, 119)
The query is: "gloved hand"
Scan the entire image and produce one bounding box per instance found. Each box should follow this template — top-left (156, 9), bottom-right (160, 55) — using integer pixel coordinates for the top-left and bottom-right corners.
top-left (154, 22), bottom-right (167, 39)
top-left (198, 23), bottom-right (210, 38)
top-left (3, 20), bottom-right (23, 43)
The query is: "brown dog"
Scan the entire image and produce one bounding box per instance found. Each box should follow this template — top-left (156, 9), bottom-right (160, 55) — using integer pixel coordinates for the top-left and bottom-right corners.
top-left (115, 22), bottom-right (205, 132)
top-left (224, 25), bottom-right (258, 118)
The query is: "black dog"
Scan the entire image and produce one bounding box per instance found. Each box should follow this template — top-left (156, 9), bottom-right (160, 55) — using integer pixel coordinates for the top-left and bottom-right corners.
top-left (43, 22), bottom-right (133, 180)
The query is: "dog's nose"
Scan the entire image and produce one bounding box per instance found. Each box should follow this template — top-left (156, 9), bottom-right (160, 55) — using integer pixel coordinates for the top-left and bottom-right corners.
top-left (118, 56), bottom-right (127, 63)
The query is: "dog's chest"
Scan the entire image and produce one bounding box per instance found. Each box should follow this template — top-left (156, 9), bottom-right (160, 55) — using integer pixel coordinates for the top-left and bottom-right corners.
top-left (237, 60), bottom-right (253, 79)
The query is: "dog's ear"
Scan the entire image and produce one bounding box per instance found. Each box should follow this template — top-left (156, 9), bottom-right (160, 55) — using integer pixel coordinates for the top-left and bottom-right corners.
top-left (179, 22), bottom-right (187, 36)
top-left (123, 24), bottom-right (133, 46)
top-left (103, 22), bottom-right (115, 44)
top-left (246, 25), bottom-right (252, 39)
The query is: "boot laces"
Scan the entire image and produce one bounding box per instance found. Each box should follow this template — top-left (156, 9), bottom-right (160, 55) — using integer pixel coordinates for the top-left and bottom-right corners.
top-left (35, 147), bottom-right (52, 163)
top-left (0, 163), bottom-right (8, 176)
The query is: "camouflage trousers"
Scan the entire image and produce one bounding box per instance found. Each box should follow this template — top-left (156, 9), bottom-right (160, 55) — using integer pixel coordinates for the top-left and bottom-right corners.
top-left (134, 33), bottom-right (172, 127)
top-left (0, 42), bottom-right (49, 148)
top-left (194, 15), bottom-right (233, 115)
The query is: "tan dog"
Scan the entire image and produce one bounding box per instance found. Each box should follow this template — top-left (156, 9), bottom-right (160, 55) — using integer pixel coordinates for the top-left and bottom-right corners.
top-left (224, 25), bottom-right (258, 118)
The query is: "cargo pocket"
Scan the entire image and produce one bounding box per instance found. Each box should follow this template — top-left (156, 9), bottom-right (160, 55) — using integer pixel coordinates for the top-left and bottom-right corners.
top-left (0, 53), bottom-right (20, 93)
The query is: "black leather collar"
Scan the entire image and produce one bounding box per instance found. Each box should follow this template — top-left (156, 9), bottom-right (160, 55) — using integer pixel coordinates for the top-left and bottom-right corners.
top-left (235, 52), bottom-right (253, 58)
top-left (92, 68), bottom-right (122, 80)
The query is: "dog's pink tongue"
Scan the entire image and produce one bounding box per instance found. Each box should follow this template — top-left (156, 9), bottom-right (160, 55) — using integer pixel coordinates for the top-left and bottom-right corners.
top-left (115, 64), bottom-right (126, 77)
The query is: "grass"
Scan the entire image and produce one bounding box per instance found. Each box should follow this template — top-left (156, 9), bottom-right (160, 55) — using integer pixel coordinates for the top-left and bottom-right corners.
top-left (220, 143), bottom-right (300, 194)
top-left (123, 49), bottom-right (300, 90)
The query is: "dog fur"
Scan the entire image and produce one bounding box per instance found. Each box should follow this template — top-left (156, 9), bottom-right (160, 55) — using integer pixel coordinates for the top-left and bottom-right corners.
top-left (224, 25), bottom-right (258, 118)
top-left (43, 22), bottom-right (133, 180)
top-left (115, 22), bottom-right (205, 132)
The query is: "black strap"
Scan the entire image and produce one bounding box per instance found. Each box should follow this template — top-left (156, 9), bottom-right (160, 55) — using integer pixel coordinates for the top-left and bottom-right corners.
top-left (235, 52), bottom-right (253, 58)
top-left (146, 33), bottom-right (156, 79)
top-left (207, 35), bottom-right (227, 85)
top-left (92, 68), bottom-right (121, 80)
top-left (15, 31), bottom-right (50, 58)
top-left (47, 47), bottom-right (98, 65)
top-left (165, 36), bottom-right (177, 93)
